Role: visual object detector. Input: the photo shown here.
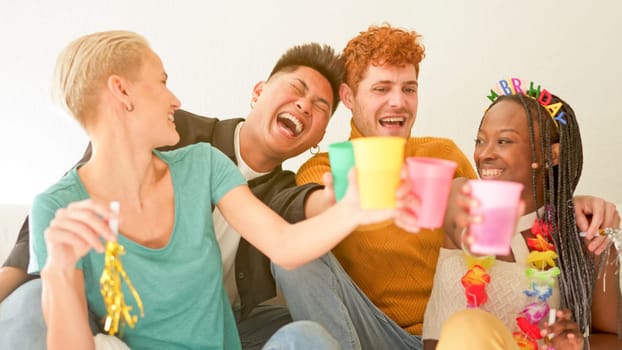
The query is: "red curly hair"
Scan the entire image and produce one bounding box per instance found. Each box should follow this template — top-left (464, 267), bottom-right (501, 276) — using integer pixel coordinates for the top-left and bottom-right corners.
top-left (343, 24), bottom-right (425, 93)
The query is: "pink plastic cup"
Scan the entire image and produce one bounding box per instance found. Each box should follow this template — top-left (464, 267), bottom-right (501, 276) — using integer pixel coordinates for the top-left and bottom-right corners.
top-left (406, 157), bottom-right (458, 228)
top-left (467, 180), bottom-right (524, 255)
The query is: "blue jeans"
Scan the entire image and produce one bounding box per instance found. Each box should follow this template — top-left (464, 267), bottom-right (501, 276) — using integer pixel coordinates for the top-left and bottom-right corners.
top-left (272, 253), bottom-right (423, 350)
top-left (0, 278), bottom-right (46, 350)
top-left (263, 320), bottom-right (340, 349)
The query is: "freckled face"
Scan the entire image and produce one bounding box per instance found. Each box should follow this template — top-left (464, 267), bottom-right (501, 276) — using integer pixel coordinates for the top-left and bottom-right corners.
top-left (342, 64), bottom-right (418, 138)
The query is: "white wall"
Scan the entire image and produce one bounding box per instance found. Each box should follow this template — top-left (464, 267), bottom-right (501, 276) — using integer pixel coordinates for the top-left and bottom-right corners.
top-left (1, 0), bottom-right (620, 205)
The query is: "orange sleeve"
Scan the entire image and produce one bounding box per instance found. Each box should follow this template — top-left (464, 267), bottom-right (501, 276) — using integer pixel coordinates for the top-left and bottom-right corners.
top-left (295, 153), bottom-right (331, 185)
top-left (450, 148), bottom-right (478, 180)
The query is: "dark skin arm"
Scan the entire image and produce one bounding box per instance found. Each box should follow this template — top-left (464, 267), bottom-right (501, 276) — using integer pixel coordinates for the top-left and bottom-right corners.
top-left (592, 246), bottom-right (619, 334)
top-left (441, 177), bottom-right (470, 249)
top-left (589, 333), bottom-right (622, 349)
top-left (423, 339), bottom-right (438, 350)
top-left (0, 266), bottom-right (34, 302)
top-left (0, 217), bottom-right (38, 302)
top-left (580, 202), bottom-right (621, 348)
top-left (589, 244), bottom-right (622, 349)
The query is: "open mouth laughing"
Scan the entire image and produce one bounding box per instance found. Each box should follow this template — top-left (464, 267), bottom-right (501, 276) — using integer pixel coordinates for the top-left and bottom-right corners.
top-left (479, 168), bottom-right (503, 178)
top-left (379, 116), bottom-right (406, 127)
top-left (277, 112), bottom-right (304, 136)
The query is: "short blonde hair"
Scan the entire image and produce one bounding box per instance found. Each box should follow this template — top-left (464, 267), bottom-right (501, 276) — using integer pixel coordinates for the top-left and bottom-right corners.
top-left (52, 30), bottom-right (149, 126)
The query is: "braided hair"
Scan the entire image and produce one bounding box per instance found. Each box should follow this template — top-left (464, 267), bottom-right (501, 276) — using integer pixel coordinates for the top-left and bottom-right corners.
top-left (488, 94), bottom-right (594, 338)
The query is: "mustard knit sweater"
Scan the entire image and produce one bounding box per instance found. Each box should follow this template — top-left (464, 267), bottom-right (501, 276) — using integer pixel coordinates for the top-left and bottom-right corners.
top-left (296, 120), bottom-right (478, 335)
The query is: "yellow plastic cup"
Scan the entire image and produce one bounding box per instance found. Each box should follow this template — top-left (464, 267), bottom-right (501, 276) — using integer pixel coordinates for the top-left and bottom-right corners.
top-left (351, 137), bottom-right (406, 209)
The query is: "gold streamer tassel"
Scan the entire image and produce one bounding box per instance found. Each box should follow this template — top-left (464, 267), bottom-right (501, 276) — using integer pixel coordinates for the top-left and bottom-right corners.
top-left (99, 201), bottom-right (144, 336)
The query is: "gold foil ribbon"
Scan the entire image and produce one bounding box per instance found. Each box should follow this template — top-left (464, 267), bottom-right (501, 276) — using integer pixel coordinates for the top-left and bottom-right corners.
top-left (99, 202), bottom-right (144, 335)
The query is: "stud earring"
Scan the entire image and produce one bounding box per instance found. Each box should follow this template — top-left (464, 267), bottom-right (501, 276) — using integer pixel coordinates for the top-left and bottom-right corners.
top-left (126, 103), bottom-right (134, 112)
top-left (531, 162), bottom-right (539, 169)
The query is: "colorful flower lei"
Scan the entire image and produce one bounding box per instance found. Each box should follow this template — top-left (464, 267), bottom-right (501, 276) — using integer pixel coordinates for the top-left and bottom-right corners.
top-left (461, 218), bottom-right (557, 350)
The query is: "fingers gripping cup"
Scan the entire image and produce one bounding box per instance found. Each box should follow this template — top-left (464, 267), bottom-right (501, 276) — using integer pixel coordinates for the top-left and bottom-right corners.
top-left (467, 180), bottom-right (524, 255)
top-left (406, 157), bottom-right (458, 228)
top-left (328, 141), bottom-right (355, 202)
top-left (351, 137), bottom-right (405, 209)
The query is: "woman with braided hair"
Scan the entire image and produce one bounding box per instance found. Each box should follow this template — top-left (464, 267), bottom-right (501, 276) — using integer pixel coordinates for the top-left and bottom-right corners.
top-left (422, 81), bottom-right (621, 350)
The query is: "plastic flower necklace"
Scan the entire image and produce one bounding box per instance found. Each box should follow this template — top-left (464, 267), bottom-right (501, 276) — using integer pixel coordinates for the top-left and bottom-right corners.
top-left (461, 214), bottom-right (557, 350)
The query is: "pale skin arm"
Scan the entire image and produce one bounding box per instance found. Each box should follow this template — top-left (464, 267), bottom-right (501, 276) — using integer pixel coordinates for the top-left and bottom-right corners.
top-left (39, 201), bottom-right (117, 350)
top-left (302, 172), bottom-right (336, 219)
top-left (42, 267), bottom-right (92, 349)
top-left (301, 169), bottom-right (422, 232)
top-left (0, 266), bottom-right (31, 302)
top-left (218, 170), bottom-right (395, 270)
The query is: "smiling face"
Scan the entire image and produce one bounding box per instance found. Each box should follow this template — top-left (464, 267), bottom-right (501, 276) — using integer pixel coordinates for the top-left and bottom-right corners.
top-left (341, 64), bottom-right (418, 138)
top-left (127, 49), bottom-right (181, 148)
top-left (243, 65), bottom-right (333, 168)
top-left (474, 99), bottom-right (548, 211)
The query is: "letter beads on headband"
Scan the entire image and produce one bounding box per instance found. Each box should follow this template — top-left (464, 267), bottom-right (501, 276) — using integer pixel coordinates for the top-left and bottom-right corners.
top-left (486, 77), bottom-right (567, 128)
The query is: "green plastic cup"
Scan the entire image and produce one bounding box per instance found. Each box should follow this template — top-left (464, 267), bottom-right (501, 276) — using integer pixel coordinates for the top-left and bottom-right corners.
top-left (328, 141), bottom-right (355, 201)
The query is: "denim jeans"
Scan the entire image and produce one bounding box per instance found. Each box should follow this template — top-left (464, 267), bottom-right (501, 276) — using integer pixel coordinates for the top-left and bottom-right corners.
top-left (272, 253), bottom-right (423, 350)
top-left (0, 278), bottom-right (46, 350)
top-left (263, 320), bottom-right (340, 350)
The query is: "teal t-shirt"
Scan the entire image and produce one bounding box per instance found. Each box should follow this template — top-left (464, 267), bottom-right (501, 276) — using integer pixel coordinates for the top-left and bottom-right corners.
top-left (29, 143), bottom-right (246, 350)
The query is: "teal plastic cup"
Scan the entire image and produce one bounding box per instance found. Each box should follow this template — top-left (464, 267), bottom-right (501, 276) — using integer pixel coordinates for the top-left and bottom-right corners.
top-left (328, 141), bottom-right (355, 201)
